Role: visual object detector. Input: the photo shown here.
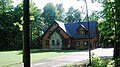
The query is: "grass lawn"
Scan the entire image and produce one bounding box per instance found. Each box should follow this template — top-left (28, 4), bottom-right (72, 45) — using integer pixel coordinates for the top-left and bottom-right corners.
top-left (0, 49), bottom-right (80, 67)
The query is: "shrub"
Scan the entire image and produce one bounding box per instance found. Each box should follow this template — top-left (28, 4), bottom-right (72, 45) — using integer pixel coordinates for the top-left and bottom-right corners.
top-left (91, 53), bottom-right (114, 67)
top-left (92, 57), bottom-right (108, 67)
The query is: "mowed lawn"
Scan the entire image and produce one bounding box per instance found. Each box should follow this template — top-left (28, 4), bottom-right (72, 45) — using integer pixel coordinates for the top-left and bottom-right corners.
top-left (0, 49), bottom-right (80, 67)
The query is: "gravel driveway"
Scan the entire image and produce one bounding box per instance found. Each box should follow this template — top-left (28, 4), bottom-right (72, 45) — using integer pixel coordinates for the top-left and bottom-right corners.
top-left (31, 48), bottom-right (113, 67)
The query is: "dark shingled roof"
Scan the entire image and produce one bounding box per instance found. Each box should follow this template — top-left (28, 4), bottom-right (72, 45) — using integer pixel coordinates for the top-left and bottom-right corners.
top-left (43, 20), bottom-right (97, 38)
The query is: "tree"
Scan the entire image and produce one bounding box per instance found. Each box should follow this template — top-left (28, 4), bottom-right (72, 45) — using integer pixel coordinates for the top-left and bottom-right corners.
top-left (93, 0), bottom-right (120, 60)
top-left (56, 3), bottom-right (65, 22)
top-left (29, 0), bottom-right (44, 48)
top-left (88, 11), bottom-right (100, 22)
top-left (114, 0), bottom-right (120, 60)
top-left (13, 1), bottom-right (44, 49)
top-left (42, 3), bottom-right (58, 26)
top-left (0, 0), bottom-right (23, 50)
top-left (64, 7), bottom-right (81, 23)
top-left (99, 0), bottom-right (115, 47)
top-left (0, 0), bottom-right (14, 30)
top-left (0, 0), bottom-right (44, 50)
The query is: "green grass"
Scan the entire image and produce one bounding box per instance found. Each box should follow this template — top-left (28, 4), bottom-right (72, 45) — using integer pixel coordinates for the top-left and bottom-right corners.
top-left (0, 51), bottom-right (22, 67)
top-left (0, 49), bottom-right (80, 67)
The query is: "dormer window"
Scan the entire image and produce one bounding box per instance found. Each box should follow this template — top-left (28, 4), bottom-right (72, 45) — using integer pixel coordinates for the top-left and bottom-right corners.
top-left (77, 24), bottom-right (88, 35)
top-left (78, 30), bottom-right (85, 35)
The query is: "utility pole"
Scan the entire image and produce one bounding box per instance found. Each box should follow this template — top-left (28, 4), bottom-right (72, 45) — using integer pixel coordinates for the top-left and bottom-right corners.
top-left (76, 0), bottom-right (91, 65)
top-left (23, 0), bottom-right (30, 67)
top-left (84, 0), bottom-right (92, 65)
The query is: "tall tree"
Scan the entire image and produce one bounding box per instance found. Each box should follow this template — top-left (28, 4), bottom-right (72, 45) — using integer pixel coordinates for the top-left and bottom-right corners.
top-left (42, 3), bottom-right (58, 26)
top-left (0, 0), bottom-right (14, 30)
top-left (30, 0), bottom-right (44, 48)
top-left (93, 0), bottom-right (120, 60)
top-left (96, 0), bottom-right (116, 48)
top-left (13, 1), bottom-right (44, 49)
top-left (64, 7), bottom-right (81, 23)
top-left (88, 11), bottom-right (100, 22)
top-left (114, 0), bottom-right (120, 60)
top-left (56, 3), bottom-right (65, 22)
top-left (0, 0), bottom-right (23, 50)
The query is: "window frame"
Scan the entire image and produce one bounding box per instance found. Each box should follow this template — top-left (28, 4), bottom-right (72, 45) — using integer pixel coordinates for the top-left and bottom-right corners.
top-left (46, 40), bottom-right (49, 45)
top-left (78, 30), bottom-right (85, 35)
top-left (52, 40), bottom-right (55, 45)
top-left (84, 41), bottom-right (88, 46)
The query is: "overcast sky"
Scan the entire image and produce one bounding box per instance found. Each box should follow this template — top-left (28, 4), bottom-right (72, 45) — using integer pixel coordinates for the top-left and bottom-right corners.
top-left (13, 0), bottom-right (103, 15)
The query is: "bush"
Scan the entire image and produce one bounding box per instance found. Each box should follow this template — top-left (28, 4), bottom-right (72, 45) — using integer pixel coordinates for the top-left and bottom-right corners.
top-left (91, 57), bottom-right (115, 67)
top-left (114, 57), bottom-right (120, 66)
top-left (92, 57), bottom-right (108, 67)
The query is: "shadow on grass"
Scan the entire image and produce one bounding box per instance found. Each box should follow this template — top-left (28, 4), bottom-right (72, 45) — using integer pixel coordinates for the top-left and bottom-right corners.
top-left (17, 49), bottom-right (86, 55)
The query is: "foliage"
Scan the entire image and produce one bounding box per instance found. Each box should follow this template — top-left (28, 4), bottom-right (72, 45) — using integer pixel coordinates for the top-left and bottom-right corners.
top-left (56, 3), bottom-right (65, 22)
top-left (97, 0), bottom-right (117, 47)
top-left (14, 1), bottom-right (44, 49)
top-left (42, 3), bottom-right (58, 26)
top-left (88, 11), bottom-right (100, 22)
top-left (92, 57), bottom-right (108, 67)
top-left (0, 1), bottom-right (82, 51)
top-left (91, 56), bottom-right (116, 67)
top-left (93, 0), bottom-right (120, 63)
top-left (99, 0), bottom-right (120, 44)
top-left (29, 0), bottom-right (44, 49)
top-left (114, 57), bottom-right (120, 66)
top-left (0, 0), bottom-right (44, 50)
top-left (64, 7), bottom-right (81, 23)
top-left (98, 21), bottom-right (115, 47)
top-left (0, 0), bottom-right (23, 50)
top-left (42, 3), bottom-right (65, 26)
top-left (63, 57), bottom-right (115, 67)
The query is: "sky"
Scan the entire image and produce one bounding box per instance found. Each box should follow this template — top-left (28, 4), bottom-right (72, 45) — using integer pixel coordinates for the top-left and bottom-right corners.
top-left (12, 0), bottom-right (103, 15)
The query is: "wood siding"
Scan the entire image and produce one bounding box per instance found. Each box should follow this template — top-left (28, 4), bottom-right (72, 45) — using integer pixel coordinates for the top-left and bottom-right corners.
top-left (42, 23), bottom-right (58, 49)
top-left (42, 23), bottom-right (70, 49)
top-left (42, 22), bottom-right (99, 50)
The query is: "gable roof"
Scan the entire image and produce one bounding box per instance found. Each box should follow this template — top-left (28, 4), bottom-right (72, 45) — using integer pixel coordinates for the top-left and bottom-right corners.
top-left (76, 24), bottom-right (88, 31)
top-left (65, 21), bottom-right (97, 38)
top-left (43, 20), bottom-right (97, 38)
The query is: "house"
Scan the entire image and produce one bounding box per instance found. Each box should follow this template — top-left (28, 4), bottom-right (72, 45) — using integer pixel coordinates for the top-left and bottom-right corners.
top-left (41, 20), bottom-right (99, 50)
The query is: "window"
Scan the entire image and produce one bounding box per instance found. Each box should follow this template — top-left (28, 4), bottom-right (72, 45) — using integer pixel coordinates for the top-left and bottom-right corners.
top-left (46, 40), bottom-right (49, 45)
top-left (78, 30), bottom-right (85, 35)
top-left (81, 30), bottom-right (85, 35)
top-left (49, 31), bottom-right (52, 38)
top-left (52, 40), bottom-right (55, 45)
top-left (84, 41), bottom-right (88, 46)
top-left (76, 41), bottom-right (80, 47)
top-left (76, 41), bottom-right (82, 46)
top-left (76, 41), bottom-right (82, 50)
top-left (56, 39), bottom-right (60, 46)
